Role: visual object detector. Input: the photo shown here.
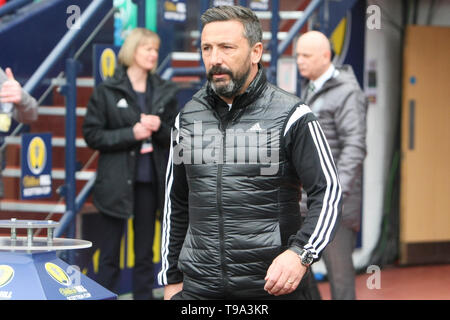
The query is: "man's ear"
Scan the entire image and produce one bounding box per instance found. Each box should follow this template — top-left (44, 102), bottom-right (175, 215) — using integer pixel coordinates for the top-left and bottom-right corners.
top-left (324, 49), bottom-right (332, 62)
top-left (251, 42), bottom-right (263, 65)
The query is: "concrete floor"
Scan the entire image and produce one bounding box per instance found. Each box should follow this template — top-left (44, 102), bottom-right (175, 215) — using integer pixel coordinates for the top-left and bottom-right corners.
top-left (117, 264), bottom-right (450, 300)
top-left (317, 264), bottom-right (450, 300)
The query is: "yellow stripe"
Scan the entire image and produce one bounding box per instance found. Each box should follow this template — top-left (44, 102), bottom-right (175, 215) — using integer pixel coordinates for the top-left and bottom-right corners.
top-left (92, 217), bottom-right (161, 272)
top-left (153, 218), bottom-right (161, 263)
top-left (120, 235), bottom-right (125, 269)
top-left (93, 249), bottom-right (100, 274)
top-left (127, 218), bottom-right (135, 268)
top-left (330, 18), bottom-right (347, 56)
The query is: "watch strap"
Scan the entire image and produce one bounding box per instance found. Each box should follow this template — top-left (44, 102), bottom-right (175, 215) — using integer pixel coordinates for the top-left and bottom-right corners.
top-left (289, 245), bottom-right (313, 267)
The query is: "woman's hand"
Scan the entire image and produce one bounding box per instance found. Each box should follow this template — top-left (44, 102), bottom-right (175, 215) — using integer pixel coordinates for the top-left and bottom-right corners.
top-left (133, 122), bottom-right (152, 140)
top-left (140, 114), bottom-right (161, 132)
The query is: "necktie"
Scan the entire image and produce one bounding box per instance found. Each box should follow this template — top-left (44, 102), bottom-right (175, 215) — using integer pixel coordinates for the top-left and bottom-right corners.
top-left (303, 82), bottom-right (315, 103)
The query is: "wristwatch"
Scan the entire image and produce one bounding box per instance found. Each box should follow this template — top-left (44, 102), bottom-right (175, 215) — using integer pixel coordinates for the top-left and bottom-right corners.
top-left (290, 246), bottom-right (314, 267)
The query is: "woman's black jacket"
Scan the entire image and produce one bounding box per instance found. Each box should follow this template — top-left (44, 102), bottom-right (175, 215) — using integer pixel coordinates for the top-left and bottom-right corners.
top-left (82, 66), bottom-right (178, 219)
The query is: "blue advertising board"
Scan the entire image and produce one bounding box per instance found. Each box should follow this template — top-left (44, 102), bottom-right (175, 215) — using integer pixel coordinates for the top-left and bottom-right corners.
top-left (20, 133), bottom-right (52, 200)
top-left (76, 213), bottom-right (163, 296)
top-left (0, 251), bottom-right (116, 300)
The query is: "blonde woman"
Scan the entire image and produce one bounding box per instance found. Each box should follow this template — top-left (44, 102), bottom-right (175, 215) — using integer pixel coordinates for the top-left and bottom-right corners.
top-left (83, 28), bottom-right (178, 300)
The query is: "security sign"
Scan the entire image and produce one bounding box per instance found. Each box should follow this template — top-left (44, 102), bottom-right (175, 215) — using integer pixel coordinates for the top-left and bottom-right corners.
top-left (21, 133), bottom-right (52, 199)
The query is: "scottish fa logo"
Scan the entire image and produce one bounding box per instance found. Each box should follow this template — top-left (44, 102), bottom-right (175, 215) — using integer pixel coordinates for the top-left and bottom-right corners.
top-left (45, 263), bottom-right (72, 286)
top-left (0, 265), bottom-right (14, 288)
top-left (100, 48), bottom-right (116, 81)
top-left (27, 136), bottom-right (47, 175)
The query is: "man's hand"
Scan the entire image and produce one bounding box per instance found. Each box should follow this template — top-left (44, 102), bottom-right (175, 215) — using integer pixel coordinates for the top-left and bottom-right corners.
top-left (0, 68), bottom-right (22, 104)
top-left (264, 249), bottom-right (308, 296)
top-left (164, 282), bottom-right (183, 300)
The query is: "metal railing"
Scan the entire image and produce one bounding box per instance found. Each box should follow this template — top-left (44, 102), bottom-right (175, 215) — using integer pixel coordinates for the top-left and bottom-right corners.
top-left (0, 0), bottom-right (33, 18)
top-left (1, 0), bottom-right (115, 244)
top-left (23, 0), bottom-right (111, 95)
top-left (277, 0), bottom-right (324, 56)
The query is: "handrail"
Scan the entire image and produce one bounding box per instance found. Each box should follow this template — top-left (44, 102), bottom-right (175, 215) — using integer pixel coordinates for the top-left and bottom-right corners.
top-left (161, 66), bottom-right (205, 81)
top-left (156, 52), bottom-right (173, 75)
top-left (2, 0), bottom-right (114, 242)
top-left (0, 0), bottom-right (33, 18)
top-left (54, 172), bottom-right (97, 238)
top-left (75, 171), bottom-right (97, 213)
top-left (277, 0), bottom-right (324, 56)
top-left (0, 4), bottom-right (116, 153)
top-left (23, 0), bottom-right (110, 95)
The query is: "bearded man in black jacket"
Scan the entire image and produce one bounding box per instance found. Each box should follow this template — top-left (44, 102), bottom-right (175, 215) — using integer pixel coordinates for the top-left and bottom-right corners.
top-left (158, 5), bottom-right (342, 300)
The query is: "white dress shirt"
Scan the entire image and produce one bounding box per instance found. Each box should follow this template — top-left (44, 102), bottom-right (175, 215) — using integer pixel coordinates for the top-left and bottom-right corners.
top-left (312, 64), bottom-right (339, 92)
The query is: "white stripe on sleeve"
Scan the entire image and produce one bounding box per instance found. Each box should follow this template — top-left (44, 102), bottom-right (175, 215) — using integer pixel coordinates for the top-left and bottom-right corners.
top-left (157, 115), bottom-right (180, 285)
top-left (303, 121), bottom-right (341, 258)
top-left (283, 104), bottom-right (312, 137)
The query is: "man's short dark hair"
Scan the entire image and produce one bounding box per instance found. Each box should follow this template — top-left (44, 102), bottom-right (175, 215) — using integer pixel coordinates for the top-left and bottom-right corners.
top-left (201, 5), bottom-right (263, 46)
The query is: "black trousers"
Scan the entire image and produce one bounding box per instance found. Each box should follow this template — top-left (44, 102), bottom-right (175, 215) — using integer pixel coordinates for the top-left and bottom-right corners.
top-left (96, 182), bottom-right (158, 300)
top-left (171, 270), bottom-right (315, 300)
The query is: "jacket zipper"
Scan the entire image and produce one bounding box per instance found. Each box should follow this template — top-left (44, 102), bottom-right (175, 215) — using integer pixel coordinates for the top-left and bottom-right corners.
top-left (217, 116), bottom-right (229, 296)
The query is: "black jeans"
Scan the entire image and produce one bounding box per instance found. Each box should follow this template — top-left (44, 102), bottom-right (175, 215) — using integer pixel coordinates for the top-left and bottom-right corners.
top-left (96, 182), bottom-right (158, 300)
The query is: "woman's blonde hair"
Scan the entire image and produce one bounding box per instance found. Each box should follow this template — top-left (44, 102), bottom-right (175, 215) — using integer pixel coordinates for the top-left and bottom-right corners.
top-left (118, 28), bottom-right (161, 73)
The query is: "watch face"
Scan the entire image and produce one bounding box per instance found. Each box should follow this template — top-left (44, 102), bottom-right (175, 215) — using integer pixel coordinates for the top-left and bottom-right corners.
top-left (301, 250), bottom-right (313, 265)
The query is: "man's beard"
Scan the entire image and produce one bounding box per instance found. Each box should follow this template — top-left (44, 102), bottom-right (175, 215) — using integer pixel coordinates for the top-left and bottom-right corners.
top-left (207, 64), bottom-right (251, 99)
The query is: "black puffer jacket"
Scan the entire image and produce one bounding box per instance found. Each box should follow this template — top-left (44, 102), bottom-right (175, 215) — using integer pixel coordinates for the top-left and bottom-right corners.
top-left (82, 66), bottom-right (178, 219)
top-left (158, 66), bottom-right (342, 299)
